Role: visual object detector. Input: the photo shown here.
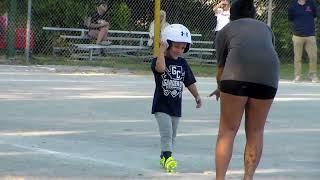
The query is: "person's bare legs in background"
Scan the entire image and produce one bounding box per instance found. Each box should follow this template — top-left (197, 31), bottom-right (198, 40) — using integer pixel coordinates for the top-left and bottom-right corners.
top-left (88, 21), bottom-right (109, 44)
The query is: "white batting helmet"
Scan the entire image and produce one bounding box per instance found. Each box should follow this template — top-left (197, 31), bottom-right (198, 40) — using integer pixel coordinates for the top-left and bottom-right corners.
top-left (161, 24), bottom-right (192, 53)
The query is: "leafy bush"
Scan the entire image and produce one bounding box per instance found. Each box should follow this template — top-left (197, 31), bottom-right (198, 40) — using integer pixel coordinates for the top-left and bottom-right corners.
top-left (110, 2), bottom-right (131, 30)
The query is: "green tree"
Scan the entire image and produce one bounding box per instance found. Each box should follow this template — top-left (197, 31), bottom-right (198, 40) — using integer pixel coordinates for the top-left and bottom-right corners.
top-left (110, 1), bottom-right (131, 30)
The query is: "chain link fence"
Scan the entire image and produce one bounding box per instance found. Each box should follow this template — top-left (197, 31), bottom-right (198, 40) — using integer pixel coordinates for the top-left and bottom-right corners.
top-left (0, 0), bottom-right (319, 63)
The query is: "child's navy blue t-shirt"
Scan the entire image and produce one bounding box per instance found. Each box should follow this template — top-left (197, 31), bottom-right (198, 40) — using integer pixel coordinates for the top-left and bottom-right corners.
top-left (151, 57), bottom-right (196, 117)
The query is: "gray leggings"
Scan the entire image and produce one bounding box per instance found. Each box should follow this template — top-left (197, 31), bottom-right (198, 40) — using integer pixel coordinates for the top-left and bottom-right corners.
top-left (155, 112), bottom-right (180, 152)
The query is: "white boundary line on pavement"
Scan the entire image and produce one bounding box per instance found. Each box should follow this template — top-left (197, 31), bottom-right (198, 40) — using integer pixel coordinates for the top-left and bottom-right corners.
top-left (1, 137), bottom-right (317, 178)
top-left (108, 128), bottom-right (320, 137)
top-left (0, 140), bottom-right (158, 174)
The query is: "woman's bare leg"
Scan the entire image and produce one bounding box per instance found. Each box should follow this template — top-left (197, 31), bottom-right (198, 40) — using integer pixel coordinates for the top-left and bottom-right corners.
top-left (88, 30), bottom-right (99, 41)
top-left (216, 92), bottom-right (248, 180)
top-left (243, 98), bottom-right (273, 180)
top-left (88, 26), bottom-right (109, 44)
top-left (96, 26), bottom-right (108, 43)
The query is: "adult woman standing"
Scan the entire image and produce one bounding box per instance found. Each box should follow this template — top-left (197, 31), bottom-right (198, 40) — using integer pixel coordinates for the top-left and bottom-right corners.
top-left (209, 0), bottom-right (280, 179)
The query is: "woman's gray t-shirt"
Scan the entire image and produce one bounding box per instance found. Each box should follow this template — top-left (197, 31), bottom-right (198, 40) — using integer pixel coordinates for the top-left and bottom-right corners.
top-left (215, 18), bottom-right (280, 88)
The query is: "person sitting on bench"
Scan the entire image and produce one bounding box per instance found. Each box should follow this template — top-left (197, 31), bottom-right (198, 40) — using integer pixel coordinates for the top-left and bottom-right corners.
top-left (84, 0), bottom-right (110, 45)
top-left (147, 10), bottom-right (170, 47)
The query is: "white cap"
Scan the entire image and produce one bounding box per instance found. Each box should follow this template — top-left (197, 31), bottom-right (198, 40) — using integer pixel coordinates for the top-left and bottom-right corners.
top-left (161, 24), bottom-right (192, 44)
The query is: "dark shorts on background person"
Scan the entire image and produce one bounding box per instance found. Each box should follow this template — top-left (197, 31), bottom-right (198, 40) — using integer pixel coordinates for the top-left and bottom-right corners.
top-left (220, 80), bottom-right (277, 99)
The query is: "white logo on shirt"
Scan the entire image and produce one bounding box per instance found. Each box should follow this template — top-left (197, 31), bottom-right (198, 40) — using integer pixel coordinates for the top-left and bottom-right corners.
top-left (161, 65), bottom-right (185, 98)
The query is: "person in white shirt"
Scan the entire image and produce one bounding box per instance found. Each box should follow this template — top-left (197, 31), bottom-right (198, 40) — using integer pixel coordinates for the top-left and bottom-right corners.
top-left (212, 0), bottom-right (230, 59)
top-left (148, 10), bottom-right (170, 47)
top-left (213, 0), bottom-right (231, 32)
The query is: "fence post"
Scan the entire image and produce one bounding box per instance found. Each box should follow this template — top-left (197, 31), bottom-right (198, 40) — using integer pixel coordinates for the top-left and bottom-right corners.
top-left (153, 0), bottom-right (160, 57)
top-left (25, 0), bottom-right (32, 63)
top-left (267, 0), bottom-right (273, 27)
top-left (6, 0), bottom-right (17, 59)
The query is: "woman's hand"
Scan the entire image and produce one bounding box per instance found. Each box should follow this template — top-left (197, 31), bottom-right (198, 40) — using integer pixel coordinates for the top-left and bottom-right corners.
top-left (209, 89), bottom-right (220, 101)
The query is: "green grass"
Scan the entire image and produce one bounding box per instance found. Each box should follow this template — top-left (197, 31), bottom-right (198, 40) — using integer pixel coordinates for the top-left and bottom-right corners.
top-left (8, 55), bottom-right (320, 80)
top-left (280, 62), bottom-right (320, 80)
top-left (29, 56), bottom-right (219, 76)
top-left (31, 56), bottom-right (151, 73)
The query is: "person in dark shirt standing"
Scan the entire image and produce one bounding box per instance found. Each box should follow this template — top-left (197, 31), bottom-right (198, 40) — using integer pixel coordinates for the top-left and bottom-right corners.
top-left (209, 0), bottom-right (279, 179)
top-left (151, 24), bottom-right (202, 173)
top-left (288, 0), bottom-right (318, 82)
top-left (84, 0), bottom-right (110, 45)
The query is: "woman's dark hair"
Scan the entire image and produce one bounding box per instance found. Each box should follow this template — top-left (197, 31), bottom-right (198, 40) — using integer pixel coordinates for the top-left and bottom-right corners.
top-left (230, 0), bottom-right (256, 21)
top-left (96, 0), bottom-right (108, 6)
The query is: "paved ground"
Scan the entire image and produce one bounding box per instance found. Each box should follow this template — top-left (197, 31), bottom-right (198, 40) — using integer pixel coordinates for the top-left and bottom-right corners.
top-left (0, 65), bottom-right (319, 179)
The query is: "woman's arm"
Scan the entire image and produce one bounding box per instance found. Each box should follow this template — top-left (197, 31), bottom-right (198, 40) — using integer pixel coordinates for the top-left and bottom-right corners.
top-left (209, 29), bottom-right (227, 101)
top-left (208, 66), bottom-right (224, 101)
top-left (216, 66), bottom-right (224, 89)
top-left (88, 21), bottom-right (109, 28)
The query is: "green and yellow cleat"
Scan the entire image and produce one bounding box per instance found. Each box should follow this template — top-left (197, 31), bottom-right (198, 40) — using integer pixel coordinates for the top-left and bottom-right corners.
top-left (164, 156), bottom-right (177, 173)
top-left (160, 156), bottom-right (166, 168)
